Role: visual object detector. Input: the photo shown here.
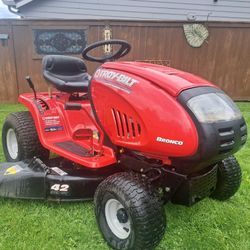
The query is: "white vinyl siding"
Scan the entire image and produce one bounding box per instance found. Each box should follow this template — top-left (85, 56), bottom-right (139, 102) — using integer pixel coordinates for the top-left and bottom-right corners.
top-left (18, 0), bottom-right (250, 22)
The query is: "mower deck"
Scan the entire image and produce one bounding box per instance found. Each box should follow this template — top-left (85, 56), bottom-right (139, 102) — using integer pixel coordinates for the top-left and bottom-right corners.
top-left (0, 156), bottom-right (218, 206)
top-left (0, 157), bottom-right (119, 201)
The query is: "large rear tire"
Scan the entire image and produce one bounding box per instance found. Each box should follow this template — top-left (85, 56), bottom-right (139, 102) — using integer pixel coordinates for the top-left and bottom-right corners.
top-left (2, 111), bottom-right (49, 162)
top-left (94, 172), bottom-right (166, 250)
top-left (211, 155), bottom-right (242, 201)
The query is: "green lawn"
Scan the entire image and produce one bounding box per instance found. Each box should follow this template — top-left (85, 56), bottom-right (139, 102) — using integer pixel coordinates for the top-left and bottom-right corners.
top-left (0, 103), bottom-right (249, 250)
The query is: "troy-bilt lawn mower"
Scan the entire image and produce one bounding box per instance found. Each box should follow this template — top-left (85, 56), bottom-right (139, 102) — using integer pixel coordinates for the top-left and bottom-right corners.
top-left (0, 40), bottom-right (247, 249)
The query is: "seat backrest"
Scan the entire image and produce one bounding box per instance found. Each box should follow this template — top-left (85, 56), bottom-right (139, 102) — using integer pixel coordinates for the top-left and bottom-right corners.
top-left (42, 55), bottom-right (87, 77)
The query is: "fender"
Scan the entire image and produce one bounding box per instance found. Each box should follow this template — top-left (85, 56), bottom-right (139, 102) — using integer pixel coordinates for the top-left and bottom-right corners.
top-left (18, 92), bottom-right (116, 168)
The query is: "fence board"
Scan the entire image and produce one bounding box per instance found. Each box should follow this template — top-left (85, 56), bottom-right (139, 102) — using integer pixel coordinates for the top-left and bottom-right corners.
top-left (0, 25), bottom-right (18, 103)
top-left (0, 19), bottom-right (250, 102)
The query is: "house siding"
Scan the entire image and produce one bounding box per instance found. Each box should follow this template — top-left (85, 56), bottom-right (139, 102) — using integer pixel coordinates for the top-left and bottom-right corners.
top-left (18, 0), bottom-right (250, 21)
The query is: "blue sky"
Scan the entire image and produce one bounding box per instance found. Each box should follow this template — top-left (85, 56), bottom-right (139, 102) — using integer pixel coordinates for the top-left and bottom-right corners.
top-left (0, 1), bottom-right (18, 18)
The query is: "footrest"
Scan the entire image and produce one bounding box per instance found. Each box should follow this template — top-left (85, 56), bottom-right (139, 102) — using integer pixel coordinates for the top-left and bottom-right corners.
top-left (54, 141), bottom-right (93, 157)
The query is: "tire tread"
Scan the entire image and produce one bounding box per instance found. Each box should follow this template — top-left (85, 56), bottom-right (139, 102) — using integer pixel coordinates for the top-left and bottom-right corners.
top-left (2, 111), bottom-right (49, 161)
top-left (95, 172), bottom-right (166, 250)
top-left (211, 155), bottom-right (241, 200)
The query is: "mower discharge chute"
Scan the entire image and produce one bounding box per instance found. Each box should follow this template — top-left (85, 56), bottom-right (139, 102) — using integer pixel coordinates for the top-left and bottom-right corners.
top-left (1, 40), bottom-right (247, 250)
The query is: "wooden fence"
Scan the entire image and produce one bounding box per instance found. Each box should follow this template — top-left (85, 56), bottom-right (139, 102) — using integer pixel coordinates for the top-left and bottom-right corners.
top-left (1, 19), bottom-right (250, 102)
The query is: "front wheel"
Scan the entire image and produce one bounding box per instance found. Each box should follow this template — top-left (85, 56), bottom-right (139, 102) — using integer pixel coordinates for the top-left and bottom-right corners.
top-left (94, 172), bottom-right (166, 250)
top-left (211, 156), bottom-right (242, 201)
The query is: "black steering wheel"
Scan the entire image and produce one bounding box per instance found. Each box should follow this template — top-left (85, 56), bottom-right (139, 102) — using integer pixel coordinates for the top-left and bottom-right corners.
top-left (82, 39), bottom-right (131, 63)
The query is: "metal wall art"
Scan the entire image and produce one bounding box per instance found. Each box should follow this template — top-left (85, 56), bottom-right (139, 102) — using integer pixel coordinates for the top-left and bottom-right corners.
top-left (183, 24), bottom-right (209, 48)
top-left (34, 29), bottom-right (87, 55)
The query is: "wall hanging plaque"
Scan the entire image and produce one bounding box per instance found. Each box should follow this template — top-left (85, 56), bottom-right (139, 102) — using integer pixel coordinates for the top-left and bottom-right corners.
top-left (34, 29), bottom-right (87, 55)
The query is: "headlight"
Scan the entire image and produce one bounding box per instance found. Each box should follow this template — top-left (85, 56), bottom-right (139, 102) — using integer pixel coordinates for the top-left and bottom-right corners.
top-left (187, 93), bottom-right (242, 123)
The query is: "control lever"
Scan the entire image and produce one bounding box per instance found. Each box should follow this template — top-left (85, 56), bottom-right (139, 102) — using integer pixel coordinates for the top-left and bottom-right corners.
top-left (26, 76), bottom-right (37, 100)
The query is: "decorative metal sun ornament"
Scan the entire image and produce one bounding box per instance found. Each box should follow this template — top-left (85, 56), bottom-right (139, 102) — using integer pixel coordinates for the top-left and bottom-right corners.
top-left (183, 24), bottom-right (209, 48)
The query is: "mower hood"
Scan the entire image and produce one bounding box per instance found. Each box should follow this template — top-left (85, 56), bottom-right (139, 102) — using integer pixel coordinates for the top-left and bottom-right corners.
top-left (103, 62), bottom-right (216, 97)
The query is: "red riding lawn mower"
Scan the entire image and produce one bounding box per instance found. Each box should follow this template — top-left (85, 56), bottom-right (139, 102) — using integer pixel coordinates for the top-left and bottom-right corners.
top-left (0, 40), bottom-right (247, 249)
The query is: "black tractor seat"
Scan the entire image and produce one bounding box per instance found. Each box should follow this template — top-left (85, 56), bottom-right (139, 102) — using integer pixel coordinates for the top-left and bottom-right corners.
top-left (42, 55), bottom-right (90, 93)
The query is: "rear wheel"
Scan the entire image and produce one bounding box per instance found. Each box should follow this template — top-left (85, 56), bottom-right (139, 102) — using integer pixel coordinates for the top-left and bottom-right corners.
top-left (94, 172), bottom-right (166, 250)
top-left (211, 155), bottom-right (242, 200)
top-left (2, 111), bottom-right (49, 162)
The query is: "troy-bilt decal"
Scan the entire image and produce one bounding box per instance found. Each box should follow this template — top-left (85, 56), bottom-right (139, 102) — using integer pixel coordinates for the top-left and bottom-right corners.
top-left (45, 126), bottom-right (63, 132)
top-left (4, 165), bottom-right (23, 175)
top-left (94, 69), bottom-right (138, 87)
top-left (156, 136), bottom-right (184, 146)
top-left (43, 116), bottom-right (60, 126)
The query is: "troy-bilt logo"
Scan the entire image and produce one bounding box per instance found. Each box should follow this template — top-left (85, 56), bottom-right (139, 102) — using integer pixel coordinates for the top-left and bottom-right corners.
top-left (94, 69), bottom-right (138, 87)
top-left (156, 136), bottom-right (184, 146)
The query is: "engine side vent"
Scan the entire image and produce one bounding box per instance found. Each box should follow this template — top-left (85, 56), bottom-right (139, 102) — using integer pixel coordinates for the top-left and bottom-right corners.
top-left (111, 108), bottom-right (141, 139)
